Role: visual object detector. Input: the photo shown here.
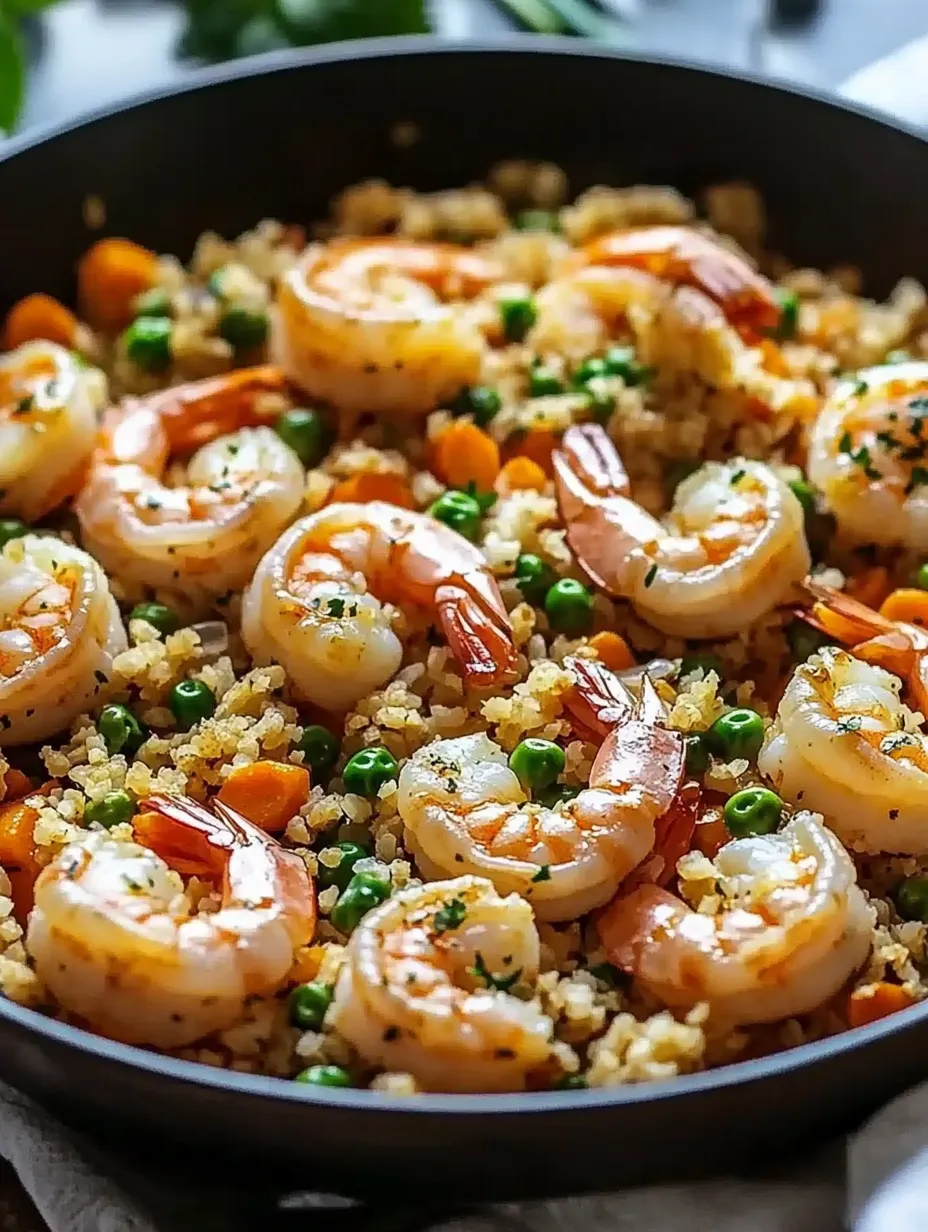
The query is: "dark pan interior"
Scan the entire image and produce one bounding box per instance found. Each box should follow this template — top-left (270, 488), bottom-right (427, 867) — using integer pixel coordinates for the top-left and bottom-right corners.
top-left (1, 39), bottom-right (928, 1201)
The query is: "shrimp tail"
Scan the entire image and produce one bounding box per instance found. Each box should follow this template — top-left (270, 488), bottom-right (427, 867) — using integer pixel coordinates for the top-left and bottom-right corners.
top-left (436, 583), bottom-right (518, 686)
top-left (135, 794), bottom-right (236, 877)
top-left (625, 780), bottom-right (701, 890)
top-left (563, 654), bottom-right (634, 739)
top-left (595, 883), bottom-right (684, 974)
top-left (558, 424), bottom-right (631, 499)
top-left (801, 578), bottom-right (896, 643)
top-left (152, 366), bottom-right (288, 454)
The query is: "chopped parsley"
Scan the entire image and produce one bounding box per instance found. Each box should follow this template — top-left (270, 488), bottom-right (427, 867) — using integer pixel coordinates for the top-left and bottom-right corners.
top-left (531, 865), bottom-right (551, 883)
top-left (836, 715), bottom-right (863, 734)
top-left (434, 897), bottom-right (467, 935)
top-left (880, 732), bottom-right (917, 755)
top-left (462, 481), bottom-right (498, 513)
top-left (469, 952), bottom-right (522, 993)
top-left (838, 432), bottom-right (881, 480)
top-left (729, 468), bottom-right (747, 486)
top-left (906, 466), bottom-right (928, 496)
top-left (853, 378), bottom-right (870, 396)
top-left (13, 395), bottom-right (34, 415)
top-left (644, 562), bottom-right (658, 588)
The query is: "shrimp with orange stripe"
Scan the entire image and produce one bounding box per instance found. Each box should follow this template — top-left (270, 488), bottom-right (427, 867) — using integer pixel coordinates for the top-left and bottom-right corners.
top-left (74, 366), bottom-right (304, 610)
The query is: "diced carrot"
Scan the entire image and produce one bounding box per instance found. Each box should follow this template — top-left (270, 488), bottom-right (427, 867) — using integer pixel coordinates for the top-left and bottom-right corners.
top-left (879, 589), bottom-right (928, 628)
top-left (506, 429), bottom-right (558, 478)
top-left (289, 944), bottom-right (328, 985)
top-left (848, 982), bottom-right (915, 1028)
top-left (694, 814), bottom-right (729, 859)
top-left (758, 338), bottom-right (790, 378)
top-left (810, 602), bottom-right (878, 646)
top-left (588, 631), bottom-right (636, 672)
top-left (1, 769), bottom-right (33, 802)
top-left (847, 566), bottom-right (892, 611)
top-left (77, 237), bottom-right (158, 332)
top-left (496, 456), bottom-right (547, 496)
top-left (4, 293), bottom-right (79, 350)
top-left (431, 420), bottom-right (501, 491)
top-left (217, 761), bottom-right (311, 834)
top-left (328, 472), bottom-right (415, 509)
top-left (0, 799), bottom-right (40, 923)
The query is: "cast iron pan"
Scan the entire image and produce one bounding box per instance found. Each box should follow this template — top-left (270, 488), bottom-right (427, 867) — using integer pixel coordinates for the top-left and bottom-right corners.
top-left (0, 36), bottom-right (927, 1203)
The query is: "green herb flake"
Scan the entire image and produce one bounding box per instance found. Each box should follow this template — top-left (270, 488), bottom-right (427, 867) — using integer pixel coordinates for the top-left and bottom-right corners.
top-left (434, 897), bottom-right (467, 936)
top-left (644, 562), bottom-right (658, 588)
top-left (836, 716), bottom-right (863, 734)
top-left (531, 865), bottom-right (551, 883)
top-left (469, 952), bottom-right (522, 993)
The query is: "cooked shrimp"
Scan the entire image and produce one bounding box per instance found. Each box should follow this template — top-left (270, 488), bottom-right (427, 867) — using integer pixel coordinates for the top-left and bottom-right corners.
top-left (808, 362), bottom-right (928, 549)
top-left (26, 793), bottom-right (316, 1048)
top-left (329, 875), bottom-right (552, 1093)
top-left (275, 238), bottom-right (500, 414)
top-left (598, 811), bottom-right (872, 1025)
top-left (242, 502), bottom-right (517, 708)
top-left (572, 226), bottom-right (781, 338)
top-left (0, 341), bottom-right (100, 521)
top-left (397, 658), bottom-right (684, 921)
top-left (0, 535), bottom-right (126, 744)
top-left (75, 367), bottom-right (304, 609)
top-left (553, 423), bottom-right (810, 639)
top-left (759, 646), bottom-right (928, 854)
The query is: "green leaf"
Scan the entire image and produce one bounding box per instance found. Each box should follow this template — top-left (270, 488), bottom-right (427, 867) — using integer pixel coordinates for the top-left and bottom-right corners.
top-left (275, 0), bottom-right (429, 44)
top-left (3, 0), bottom-right (60, 13)
top-left (0, 11), bottom-right (24, 136)
top-left (490, 0), bottom-right (569, 33)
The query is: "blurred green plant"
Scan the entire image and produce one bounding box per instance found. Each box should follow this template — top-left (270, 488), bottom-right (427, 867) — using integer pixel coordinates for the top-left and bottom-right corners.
top-left (0, 0), bottom-right (64, 134)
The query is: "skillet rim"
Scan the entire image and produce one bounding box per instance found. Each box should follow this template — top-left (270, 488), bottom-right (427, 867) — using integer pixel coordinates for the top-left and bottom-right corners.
top-left (1, 32), bottom-right (927, 1118)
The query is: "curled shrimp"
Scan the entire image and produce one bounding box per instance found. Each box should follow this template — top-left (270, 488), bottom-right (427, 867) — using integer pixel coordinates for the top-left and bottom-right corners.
top-left (572, 226), bottom-right (781, 338)
top-left (0, 535), bottom-right (127, 744)
top-left (397, 658), bottom-right (685, 922)
top-left (598, 811), bottom-right (872, 1026)
top-left (0, 341), bottom-right (101, 521)
top-left (329, 875), bottom-right (552, 1093)
top-left (275, 238), bottom-right (500, 414)
top-left (74, 367), bottom-right (304, 610)
top-left (26, 793), bottom-right (316, 1048)
top-left (759, 645), bottom-right (928, 854)
top-left (808, 362), bottom-right (928, 549)
top-left (242, 503), bottom-right (517, 709)
top-left (553, 423), bottom-right (810, 639)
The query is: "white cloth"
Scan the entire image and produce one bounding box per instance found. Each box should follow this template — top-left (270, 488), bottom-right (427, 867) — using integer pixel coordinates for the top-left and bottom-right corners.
top-left (0, 1074), bottom-right (925, 1232)
top-left (839, 34), bottom-right (928, 127)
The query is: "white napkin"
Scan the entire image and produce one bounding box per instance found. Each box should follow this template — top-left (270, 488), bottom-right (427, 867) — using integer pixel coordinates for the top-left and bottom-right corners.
top-left (839, 34), bottom-right (928, 128)
top-left (1, 1072), bottom-right (927, 1232)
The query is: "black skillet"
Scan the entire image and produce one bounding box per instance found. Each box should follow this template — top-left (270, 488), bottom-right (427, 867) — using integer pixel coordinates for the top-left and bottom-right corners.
top-left (0, 36), bottom-right (927, 1203)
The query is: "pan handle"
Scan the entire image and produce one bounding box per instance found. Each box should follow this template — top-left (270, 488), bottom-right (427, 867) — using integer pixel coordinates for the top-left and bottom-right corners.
top-left (839, 36), bottom-right (928, 129)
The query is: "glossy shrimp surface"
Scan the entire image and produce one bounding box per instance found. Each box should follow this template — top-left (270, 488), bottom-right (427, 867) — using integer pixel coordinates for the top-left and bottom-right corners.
top-left (553, 423), bottom-right (809, 639)
top-left (26, 794), bottom-right (316, 1048)
top-left (573, 226), bottom-right (781, 338)
top-left (329, 875), bottom-right (552, 1093)
top-left (398, 660), bottom-right (684, 921)
top-left (275, 238), bottom-right (499, 414)
top-left (598, 812), bottom-right (872, 1026)
top-left (0, 341), bottom-right (100, 521)
top-left (242, 502), bottom-right (517, 709)
top-left (760, 646), bottom-right (928, 854)
top-left (0, 535), bottom-right (126, 744)
top-left (75, 367), bottom-right (304, 609)
top-left (808, 362), bottom-right (928, 549)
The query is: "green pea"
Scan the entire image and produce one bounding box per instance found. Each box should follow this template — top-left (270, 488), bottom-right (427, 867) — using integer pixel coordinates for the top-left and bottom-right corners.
top-left (603, 345), bottom-right (652, 386)
top-left (915, 563), bottom-right (928, 591)
top-left (887, 349), bottom-right (914, 365)
top-left (545, 577), bottom-right (594, 635)
top-left (297, 724), bottom-right (340, 782)
top-left (0, 520), bottom-right (28, 550)
top-left (207, 267), bottom-right (231, 299)
top-left (529, 363), bottom-right (563, 398)
top-left (707, 708), bottom-right (766, 763)
top-left (788, 477), bottom-right (817, 518)
top-left (129, 602), bottom-right (179, 637)
top-left (587, 961), bottom-right (628, 989)
top-left (274, 408), bottom-right (329, 468)
top-left (895, 874), bottom-right (928, 923)
top-left (685, 732), bottom-right (711, 776)
top-left (509, 738), bottom-right (566, 793)
top-left (514, 553), bottom-right (557, 604)
top-left (723, 787), bottom-right (783, 837)
top-left (536, 784), bottom-right (581, 809)
top-left (85, 789), bottom-right (135, 830)
top-left (500, 295), bottom-right (537, 343)
top-left (294, 1064), bottom-right (352, 1088)
top-left (98, 704), bottom-right (147, 757)
top-left (452, 385), bottom-right (502, 427)
top-left (786, 619), bottom-right (829, 662)
top-left (316, 840), bottom-right (371, 892)
top-left (219, 305), bottom-right (269, 352)
top-left (585, 388), bottom-right (615, 425)
top-left (169, 679), bottom-right (216, 729)
top-left (556, 1074), bottom-right (588, 1090)
top-left (124, 316), bottom-right (172, 373)
top-left (330, 871), bottom-right (390, 934)
top-left (288, 981), bottom-right (333, 1031)
top-left (775, 288), bottom-right (800, 340)
top-left (342, 747), bottom-right (398, 798)
top-left (429, 490), bottom-right (482, 541)
top-left (665, 459), bottom-right (701, 496)
top-left (514, 209), bottom-right (560, 233)
top-left (679, 653), bottom-right (723, 680)
top-left (573, 356), bottom-right (609, 387)
top-left (134, 287), bottom-right (171, 318)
